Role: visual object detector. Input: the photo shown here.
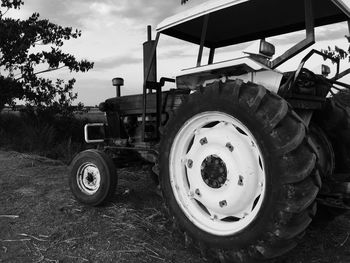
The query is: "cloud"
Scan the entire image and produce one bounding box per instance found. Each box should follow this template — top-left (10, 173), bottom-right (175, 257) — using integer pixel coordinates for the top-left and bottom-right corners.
top-left (110, 1), bottom-right (178, 27)
top-left (94, 55), bottom-right (143, 71)
top-left (268, 22), bottom-right (348, 47)
top-left (18, 0), bottom-right (180, 31)
top-left (316, 23), bottom-right (348, 42)
top-left (160, 48), bottom-right (194, 59)
top-left (18, 1), bottom-right (350, 45)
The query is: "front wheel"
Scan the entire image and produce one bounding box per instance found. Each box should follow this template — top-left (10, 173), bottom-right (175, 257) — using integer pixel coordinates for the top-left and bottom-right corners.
top-left (159, 80), bottom-right (320, 262)
top-left (69, 149), bottom-right (117, 206)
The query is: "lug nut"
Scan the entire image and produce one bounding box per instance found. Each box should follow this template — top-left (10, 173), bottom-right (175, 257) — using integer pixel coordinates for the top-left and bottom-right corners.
top-left (219, 200), bottom-right (227, 207)
top-left (187, 159), bottom-right (193, 168)
top-left (226, 143), bottom-right (234, 152)
top-left (238, 175), bottom-right (244, 186)
top-left (200, 137), bottom-right (208, 145)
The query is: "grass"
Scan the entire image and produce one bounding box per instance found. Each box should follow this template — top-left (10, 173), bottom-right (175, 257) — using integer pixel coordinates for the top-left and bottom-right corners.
top-left (0, 111), bottom-right (89, 162)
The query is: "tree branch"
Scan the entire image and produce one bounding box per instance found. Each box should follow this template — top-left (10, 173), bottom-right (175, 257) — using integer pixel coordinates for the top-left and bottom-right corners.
top-left (15, 65), bottom-right (67, 81)
top-left (0, 7), bottom-right (10, 18)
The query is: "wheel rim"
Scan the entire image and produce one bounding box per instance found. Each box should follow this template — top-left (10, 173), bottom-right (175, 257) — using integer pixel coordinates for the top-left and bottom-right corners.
top-left (169, 111), bottom-right (266, 236)
top-left (76, 162), bottom-right (101, 195)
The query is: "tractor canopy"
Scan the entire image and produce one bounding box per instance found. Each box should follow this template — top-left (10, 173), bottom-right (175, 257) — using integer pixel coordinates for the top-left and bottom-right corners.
top-left (156, 0), bottom-right (350, 48)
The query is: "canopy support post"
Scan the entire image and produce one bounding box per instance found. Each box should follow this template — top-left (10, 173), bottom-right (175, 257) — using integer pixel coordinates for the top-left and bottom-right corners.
top-left (208, 48), bottom-right (215, 64)
top-left (271, 0), bottom-right (315, 69)
top-left (197, 14), bottom-right (209, 67)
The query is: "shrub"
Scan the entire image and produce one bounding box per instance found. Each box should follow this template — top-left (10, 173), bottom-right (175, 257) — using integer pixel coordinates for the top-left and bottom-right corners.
top-left (0, 111), bottom-right (89, 162)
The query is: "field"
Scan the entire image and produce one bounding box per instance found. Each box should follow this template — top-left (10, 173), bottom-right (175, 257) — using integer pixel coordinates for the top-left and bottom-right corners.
top-left (0, 150), bottom-right (350, 263)
top-left (1, 107), bottom-right (106, 123)
top-left (0, 108), bottom-right (104, 163)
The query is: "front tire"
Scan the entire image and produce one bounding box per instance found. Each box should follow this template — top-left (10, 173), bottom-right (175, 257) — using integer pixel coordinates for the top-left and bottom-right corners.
top-left (159, 80), bottom-right (320, 262)
top-left (69, 149), bottom-right (117, 206)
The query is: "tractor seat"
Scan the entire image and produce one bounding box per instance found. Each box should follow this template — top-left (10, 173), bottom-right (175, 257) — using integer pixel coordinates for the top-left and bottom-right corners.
top-left (100, 89), bottom-right (190, 116)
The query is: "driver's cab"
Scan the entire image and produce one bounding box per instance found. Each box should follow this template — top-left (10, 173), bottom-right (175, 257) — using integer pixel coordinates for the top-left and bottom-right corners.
top-left (155, 0), bottom-right (350, 94)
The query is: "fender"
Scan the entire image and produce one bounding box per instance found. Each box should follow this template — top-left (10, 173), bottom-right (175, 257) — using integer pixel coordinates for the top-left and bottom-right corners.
top-left (176, 56), bottom-right (283, 94)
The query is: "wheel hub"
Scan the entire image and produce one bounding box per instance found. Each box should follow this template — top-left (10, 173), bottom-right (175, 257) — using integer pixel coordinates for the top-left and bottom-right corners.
top-left (86, 172), bottom-right (96, 185)
top-left (201, 155), bottom-right (227, 188)
top-left (77, 163), bottom-right (101, 195)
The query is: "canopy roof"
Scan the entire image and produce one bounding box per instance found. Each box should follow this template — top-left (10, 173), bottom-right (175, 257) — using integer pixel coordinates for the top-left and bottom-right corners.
top-left (157, 0), bottom-right (350, 48)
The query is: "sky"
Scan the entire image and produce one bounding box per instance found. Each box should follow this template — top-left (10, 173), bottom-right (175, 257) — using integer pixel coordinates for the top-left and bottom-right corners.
top-left (3, 0), bottom-right (350, 106)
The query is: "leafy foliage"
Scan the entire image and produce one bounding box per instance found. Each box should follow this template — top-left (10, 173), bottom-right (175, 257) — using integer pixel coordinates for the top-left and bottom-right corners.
top-left (322, 45), bottom-right (349, 62)
top-left (321, 33), bottom-right (350, 63)
top-left (0, 112), bottom-right (89, 161)
top-left (321, 36), bottom-right (350, 106)
top-left (0, 0), bottom-right (93, 113)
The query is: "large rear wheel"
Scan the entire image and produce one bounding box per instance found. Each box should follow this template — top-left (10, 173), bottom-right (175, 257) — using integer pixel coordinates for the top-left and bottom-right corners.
top-left (159, 80), bottom-right (320, 262)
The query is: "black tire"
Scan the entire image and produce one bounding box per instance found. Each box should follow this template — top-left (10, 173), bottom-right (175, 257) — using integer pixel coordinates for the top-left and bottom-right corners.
top-left (312, 96), bottom-right (350, 220)
top-left (159, 80), bottom-right (320, 262)
top-left (314, 97), bottom-right (350, 172)
top-left (69, 149), bottom-right (117, 206)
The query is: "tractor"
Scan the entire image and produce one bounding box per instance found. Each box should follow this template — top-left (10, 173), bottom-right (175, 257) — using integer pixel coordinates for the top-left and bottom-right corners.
top-left (69, 0), bottom-right (350, 262)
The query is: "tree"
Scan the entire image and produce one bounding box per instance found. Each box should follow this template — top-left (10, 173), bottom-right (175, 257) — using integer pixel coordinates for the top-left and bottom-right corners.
top-left (321, 36), bottom-right (350, 106)
top-left (0, 0), bottom-right (94, 112)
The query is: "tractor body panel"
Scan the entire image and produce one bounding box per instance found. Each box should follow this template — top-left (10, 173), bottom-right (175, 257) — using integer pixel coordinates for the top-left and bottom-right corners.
top-left (227, 70), bottom-right (283, 94)
top-left (102, 89), bottom-right (189, 116)
top-left (176, 56), bottom-right (283, 93)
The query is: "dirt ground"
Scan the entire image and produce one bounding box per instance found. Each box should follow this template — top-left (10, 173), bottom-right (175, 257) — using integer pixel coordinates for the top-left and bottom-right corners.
top-left (0, 150), bottom-right (350, 263)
